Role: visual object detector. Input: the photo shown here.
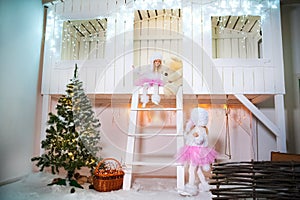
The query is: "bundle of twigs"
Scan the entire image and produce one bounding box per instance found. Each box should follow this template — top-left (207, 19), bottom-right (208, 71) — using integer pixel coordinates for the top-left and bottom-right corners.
top-left (209, 161), bottom-right (300, 199)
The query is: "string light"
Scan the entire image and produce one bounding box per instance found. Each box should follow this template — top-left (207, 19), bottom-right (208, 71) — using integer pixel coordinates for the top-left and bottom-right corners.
top-left (46, 0), bottom-right (278, 60)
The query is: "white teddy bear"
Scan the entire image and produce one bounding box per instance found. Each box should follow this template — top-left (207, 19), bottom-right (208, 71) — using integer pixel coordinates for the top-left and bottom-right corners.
top-left (176, 108), bottom-right (218, 196)
top-left (162, 56), bottom-right (183, 95)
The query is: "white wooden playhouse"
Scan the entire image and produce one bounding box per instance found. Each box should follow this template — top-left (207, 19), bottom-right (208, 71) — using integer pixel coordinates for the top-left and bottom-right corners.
top-left (41, 0), bottom-right (286, 190)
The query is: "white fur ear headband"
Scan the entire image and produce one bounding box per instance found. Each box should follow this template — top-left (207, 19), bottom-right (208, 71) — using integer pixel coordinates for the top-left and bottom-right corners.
top-left (185, 108), bottom-right (209, 132)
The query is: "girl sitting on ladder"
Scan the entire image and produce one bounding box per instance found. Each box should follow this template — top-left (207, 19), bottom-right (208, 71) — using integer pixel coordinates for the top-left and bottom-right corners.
top-left (134, 52), bottom-right (164, 107)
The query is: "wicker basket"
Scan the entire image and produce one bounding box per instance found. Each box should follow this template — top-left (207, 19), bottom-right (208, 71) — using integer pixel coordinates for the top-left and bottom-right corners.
top-left (93, 158), bottom-right (124, 192)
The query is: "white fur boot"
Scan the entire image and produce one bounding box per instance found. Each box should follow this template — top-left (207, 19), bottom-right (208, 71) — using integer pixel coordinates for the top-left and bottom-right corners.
top-left (140, 95), bottom-right (149, 107)
top-left (198, 182), bottom-right (210, 192)
top-left (151, 84), bottom-right (160, 105)
top-left (197, 167), bottom-right (210, 192)
top-left (151, 94), bottom-right (160, 105)
top-left (180, 184), bottom-right (198, 196)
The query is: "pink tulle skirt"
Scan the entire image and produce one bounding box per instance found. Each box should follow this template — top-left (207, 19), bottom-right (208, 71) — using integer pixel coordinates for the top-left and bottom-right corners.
top-left (135, 72), bottom-right (164, 86)
top-left (176, 145), bottom-right (218, 166)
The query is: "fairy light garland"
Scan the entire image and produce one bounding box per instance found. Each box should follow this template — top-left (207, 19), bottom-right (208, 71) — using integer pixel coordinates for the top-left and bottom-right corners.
top-left (45, 0), bottom-right (278, 59)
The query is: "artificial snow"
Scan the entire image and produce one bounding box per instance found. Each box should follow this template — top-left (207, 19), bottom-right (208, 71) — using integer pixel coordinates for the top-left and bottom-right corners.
top-left (0, 172), bottom-right (213, 200)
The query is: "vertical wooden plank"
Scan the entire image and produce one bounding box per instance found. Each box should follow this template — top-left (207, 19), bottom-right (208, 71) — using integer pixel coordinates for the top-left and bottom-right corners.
top-left (202, 10), bottom-right (213, 93)
top-left (97, 38), bottom-right (105, 59)
top-left (162, 39), bottom-right (171, 61)
top-left (246, 37), bottom-right (253, 58)
top-left (148, 10), bottom-right (156, 37)
top-left (239, 37), bottom-right (246, 58)
top-left (65, 27), bottom-right (71, 60)
top-left (223, 67), bottom-right (232, 93)
top-left (90, 0), bottom-right (100, 14)
top-left (49, 68), bottom-right (58, 94)
top-left (182, 4), bottom-right (193, 93)
top-left (133, 19), bottom-right (141, 67)
top-left (78, 39), bottom-right (85, 60)
top-left (70, 37), bottom-right (76, 60)
top-left (40, 95), bottom-right (51, 154)
top-left (140, 19), bottom-right (149, 66)
top-left (89, 41), bottom-right (97, 59)
top-left (243, 68), bottom-right (254, 93)
top-left (81, 0), bottom-right (91, 13)
top-left (192, 4), bottom-right (202, 93)
top-left (274, 94), bottom-right (287, 152)
top-left (59, 68), bottom-right (71, 94)
top-left (63, 0), bottom-right (72, 13)
top-left (253, 67), bottom-right (264, 93)
top-left (105, 63), bottom-right (115, 93)
top-left (104, 17), bottom-right (116, 92)
top-left (223, 30), bottom-right (231, 58)
top-left (233, 68), bottom-right (244, 93)
top-left (115, 18), bottom-right (125, 90)
top-left (156, 16), bottom-right (164, 53)
top-left (55, 2), bottom-right (64, 16)
top-left (211, 27), bottom-right (216, 58)
top-left (72, 0), bottom-right (82, 13)
top-left (95, 65), bottom-right (106, 93)
top-left (231, 38), bottom-right (239, 58)
top-left (261, 9), bottom-right (272, 60)
top-left (264, 68), bottom-right (275, 93)
top-left (148, 17), bottom-right (156, 57)
top-left (107, 0), bottom-right (117, 15)
top-left (42, 6), bottom-right (55, 94)
top-left (85, 67), bottom-right (97, 93)
top-left (202, 11), bottom-right (212, 60)
top-left (124, 26), bottom-right (134, 92)
top-left (134, 40), bottom-right (141, 66)
top-left (218, 38), bottom-right (224, 58)
top-left (270, 2), bottom-right (285, 94)
top-left (55, 18), bottom-right (63, 61)
top-left (77, 66), bottom-right (87, 91)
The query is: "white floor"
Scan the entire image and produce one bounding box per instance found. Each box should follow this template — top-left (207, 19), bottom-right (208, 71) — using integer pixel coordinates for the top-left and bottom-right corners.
top-left (0, 173), bottom-right (213, 200)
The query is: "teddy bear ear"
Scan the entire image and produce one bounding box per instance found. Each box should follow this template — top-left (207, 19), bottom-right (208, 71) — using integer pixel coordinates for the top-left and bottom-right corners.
top-left (165, 56), bottom-right (183, 71)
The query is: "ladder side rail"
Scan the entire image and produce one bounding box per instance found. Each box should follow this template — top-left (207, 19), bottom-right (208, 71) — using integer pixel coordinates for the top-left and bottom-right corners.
top-left (176, 86), bottom-right (185, 191)
top-left (123, 87), bottom-right (140, 190)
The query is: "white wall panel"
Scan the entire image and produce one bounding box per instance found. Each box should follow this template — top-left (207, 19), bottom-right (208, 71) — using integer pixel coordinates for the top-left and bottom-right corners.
top-left (243, 68), bottom-right (254, 93)
top-left (264, 67), bottom-right (275, 93)
top-left (223, 67), bottom-right (233, 93)
top-left (72, 0), bottom-right (82, 13)
top-left (233, 68), bottom-right (244, 93)
top-left (182, 4), bottom-right (193, 93)
top-left (253, 67), bottom-right (265, 93)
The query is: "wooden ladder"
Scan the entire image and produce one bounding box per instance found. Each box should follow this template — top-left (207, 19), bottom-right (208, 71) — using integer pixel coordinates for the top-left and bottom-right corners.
top-left (122, 86), bottom-right (185, 191)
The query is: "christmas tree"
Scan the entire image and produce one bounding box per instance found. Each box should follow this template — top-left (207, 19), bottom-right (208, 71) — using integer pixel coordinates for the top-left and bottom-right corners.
top-left (32, 64), bottom-right (101, 187)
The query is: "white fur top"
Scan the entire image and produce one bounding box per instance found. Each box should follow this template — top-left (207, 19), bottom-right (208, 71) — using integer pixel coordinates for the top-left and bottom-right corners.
top-left (184, 126), bottom-right (208, 147)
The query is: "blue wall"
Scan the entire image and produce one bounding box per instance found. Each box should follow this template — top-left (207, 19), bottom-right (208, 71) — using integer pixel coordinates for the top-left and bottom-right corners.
top-left (0, 0), bottom-right (43, 182)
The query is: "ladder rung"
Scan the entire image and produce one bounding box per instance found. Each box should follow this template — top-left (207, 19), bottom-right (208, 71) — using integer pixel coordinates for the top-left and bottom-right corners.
top-left (132, 108), bottom-right (181, 111)
top-left (128, 133), bottom-right (183, 137)
top-left (130, 161), bottom-right (182, 166)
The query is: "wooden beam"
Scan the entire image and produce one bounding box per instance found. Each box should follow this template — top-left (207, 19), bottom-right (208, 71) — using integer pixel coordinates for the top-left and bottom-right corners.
top-left (274, 95), bottom-right (287, 152)
top-left (42, 0), bottom-right (62, 6)
top-left (234, 94), bottom-right (280, 137)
